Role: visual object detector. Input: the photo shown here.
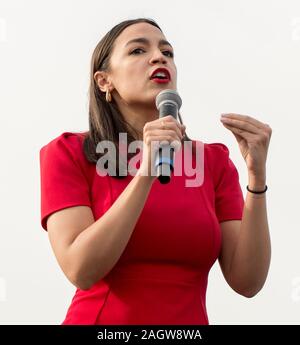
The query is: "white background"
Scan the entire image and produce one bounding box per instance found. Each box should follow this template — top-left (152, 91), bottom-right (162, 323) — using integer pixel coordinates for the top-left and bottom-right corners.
top-left (0, 0), bottom-right (299, 324)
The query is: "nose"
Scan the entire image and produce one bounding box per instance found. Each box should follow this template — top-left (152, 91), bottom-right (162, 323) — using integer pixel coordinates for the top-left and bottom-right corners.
top-left (149, 49), bottom-right (168, 65)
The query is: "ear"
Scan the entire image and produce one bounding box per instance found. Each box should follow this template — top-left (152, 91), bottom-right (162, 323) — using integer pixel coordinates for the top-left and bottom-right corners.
top-left (94, 71), bottom-right (113, 93)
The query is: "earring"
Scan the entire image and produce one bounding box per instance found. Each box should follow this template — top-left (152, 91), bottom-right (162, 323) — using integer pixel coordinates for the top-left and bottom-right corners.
top-left (106, 89), bottom-right (112, 103)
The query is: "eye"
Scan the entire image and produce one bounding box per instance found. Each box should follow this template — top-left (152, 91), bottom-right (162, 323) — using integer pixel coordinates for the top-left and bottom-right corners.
top-left (163, 50), bottom-right (174, 58)
top-left (130, 48), bottom-right (145, 54)
top-left (130, 48), bottom-right (174, 58)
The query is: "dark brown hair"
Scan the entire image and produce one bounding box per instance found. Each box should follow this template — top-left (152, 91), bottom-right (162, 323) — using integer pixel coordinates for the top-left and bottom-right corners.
top-left (83, 17), bottom-right (194, 177)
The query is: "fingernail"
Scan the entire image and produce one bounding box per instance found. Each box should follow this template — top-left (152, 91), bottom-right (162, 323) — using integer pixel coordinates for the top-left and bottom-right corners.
top-left (221, 113), bottom-right (229, 117)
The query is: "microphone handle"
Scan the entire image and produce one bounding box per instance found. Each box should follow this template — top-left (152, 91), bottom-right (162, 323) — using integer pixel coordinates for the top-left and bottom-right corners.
top-left (157, 147), bottom-right (175, 184)
top-left (156, 102), bottom-right (178, 184)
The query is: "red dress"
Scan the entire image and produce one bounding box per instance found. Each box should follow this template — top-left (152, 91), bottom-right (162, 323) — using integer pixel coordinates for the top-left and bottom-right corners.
top-left (39, 132), bottom-right (244, 325)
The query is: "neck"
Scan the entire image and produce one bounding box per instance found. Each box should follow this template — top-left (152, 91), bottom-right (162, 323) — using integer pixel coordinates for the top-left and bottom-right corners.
top-left (118, 102), bottom-right (159, 141)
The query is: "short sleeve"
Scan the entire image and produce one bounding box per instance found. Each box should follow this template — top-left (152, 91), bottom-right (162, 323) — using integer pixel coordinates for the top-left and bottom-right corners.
top-left (210, 143), bottom-right (245, 223)
top-left (39, 133), bottom-right (92, 231)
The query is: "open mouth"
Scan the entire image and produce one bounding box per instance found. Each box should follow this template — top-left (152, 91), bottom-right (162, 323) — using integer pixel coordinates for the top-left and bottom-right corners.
top-left (150, 77), bottom-right (170, 83)
top-left (150, 68), bottom-right (171, 83)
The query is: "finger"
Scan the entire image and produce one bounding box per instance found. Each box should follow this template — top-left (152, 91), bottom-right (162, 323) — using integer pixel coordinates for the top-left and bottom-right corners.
top-left (144, 119), bottom-right (168, 132)
top-left (221, 116), bottom-right (262, 135)
top-left (231, 131), bottom-right (244, 144)
top-left (222, 122), bottom-right (259, 141)
top-left (222, 124), bottom-right (245, 144)
top-left (162, 115), bottom-right (182, 130)
top-left (162, 115), bottom-right (176, 122)
top-left (146, 134), bottom-right (181, 144)
top-left (221, 113), bottom-right (266, 130)
top-left (160, 121), bottom-right (183, 139)
top-left (181, 124), bottom-right (186, 132)
top-left (145, 116), bottom-right (182, 136)
top-left (153, 129), bottom-right (182, 140)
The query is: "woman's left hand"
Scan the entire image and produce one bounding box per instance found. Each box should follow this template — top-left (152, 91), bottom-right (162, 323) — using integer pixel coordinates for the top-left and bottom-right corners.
top-left (220, 113), bottom-right (272, 178)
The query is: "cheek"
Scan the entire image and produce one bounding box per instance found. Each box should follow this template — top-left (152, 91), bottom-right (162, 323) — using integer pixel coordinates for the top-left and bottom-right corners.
top-left (171, 67), bottom-right (177, 82)
top-left (118, 63), bottom-right (144, 84)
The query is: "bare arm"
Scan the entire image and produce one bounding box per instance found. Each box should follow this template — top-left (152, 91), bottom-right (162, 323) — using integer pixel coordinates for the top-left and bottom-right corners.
top-left (219, 176), bottom-right (271, 297)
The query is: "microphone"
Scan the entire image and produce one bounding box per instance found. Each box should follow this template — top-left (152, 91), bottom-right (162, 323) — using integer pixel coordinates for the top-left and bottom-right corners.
top-left (154, 89), bottom-right (182, 184)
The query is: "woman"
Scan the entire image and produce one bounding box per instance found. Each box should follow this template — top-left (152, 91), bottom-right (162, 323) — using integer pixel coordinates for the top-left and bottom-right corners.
top-left (39, 18), bottom-right (272, 325)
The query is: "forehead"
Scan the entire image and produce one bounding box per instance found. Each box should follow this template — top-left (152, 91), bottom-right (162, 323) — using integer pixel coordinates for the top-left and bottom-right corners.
top-left (114, 22), bottom-right (166, 48)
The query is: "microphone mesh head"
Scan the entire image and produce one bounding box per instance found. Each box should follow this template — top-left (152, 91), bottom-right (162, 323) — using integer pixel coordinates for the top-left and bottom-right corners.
top-left (155, 89), bottom-right (182, 110)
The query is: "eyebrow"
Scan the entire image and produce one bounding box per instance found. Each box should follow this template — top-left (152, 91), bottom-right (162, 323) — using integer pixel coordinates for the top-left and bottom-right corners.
top-left (125, 37), bottom-right (173, 49)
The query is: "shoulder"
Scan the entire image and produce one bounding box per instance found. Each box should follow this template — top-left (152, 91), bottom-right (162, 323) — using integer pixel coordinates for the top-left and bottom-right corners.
top-left (204, 142), bottom-right (229, 157)
top-left (39, 131), bottom-right (91, 171)
top-left (40, 131), bottom-right (88, 157)
top-left (186, 140), bottom-right (228, 162)
top-left (40, 131), bottom-right (87, 151)
top-left (200, 142), bottom-right (233, 186)
top-left (187, 139), bottom-right (230, 164)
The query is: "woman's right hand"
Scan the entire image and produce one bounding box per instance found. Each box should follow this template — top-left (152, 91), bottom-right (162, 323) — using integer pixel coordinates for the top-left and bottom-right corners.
top-left (138, 115), bottom-right (186, 181)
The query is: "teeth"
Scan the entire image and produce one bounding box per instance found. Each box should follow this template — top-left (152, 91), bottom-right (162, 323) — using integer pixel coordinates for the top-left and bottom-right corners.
top-left (153, 71), bottom-right (167, 78)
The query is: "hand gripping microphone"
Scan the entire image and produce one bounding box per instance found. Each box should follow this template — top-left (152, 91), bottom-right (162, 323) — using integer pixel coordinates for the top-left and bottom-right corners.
top-left (154, 89), bottom-right (182, 184)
